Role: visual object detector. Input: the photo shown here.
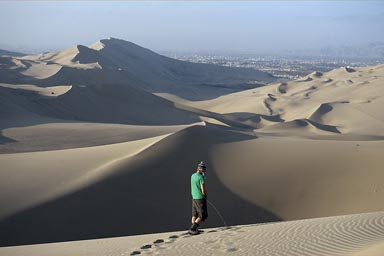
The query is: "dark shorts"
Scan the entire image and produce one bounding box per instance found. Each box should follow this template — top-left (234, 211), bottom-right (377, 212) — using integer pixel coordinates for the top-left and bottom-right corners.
top-left (192, 199), bottom-right (208, 221)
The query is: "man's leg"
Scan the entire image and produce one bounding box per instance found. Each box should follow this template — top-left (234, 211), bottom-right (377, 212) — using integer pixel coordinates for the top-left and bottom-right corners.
top-left (190, 200), bottom-right (203, 231)
top-left (192, 216), bottom-right (203, 224)
top-left (191, 200), bottom-right (198, 230)
top-left (192, 199), bottom-right (207, 231)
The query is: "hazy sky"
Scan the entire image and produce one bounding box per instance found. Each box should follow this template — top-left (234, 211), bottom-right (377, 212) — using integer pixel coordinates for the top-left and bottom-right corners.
top-left (0, 1), bottom-right (383, 53)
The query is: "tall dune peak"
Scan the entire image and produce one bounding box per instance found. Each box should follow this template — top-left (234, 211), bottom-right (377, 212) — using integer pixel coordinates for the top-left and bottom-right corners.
top-left (101, 37), bottom-right (137, 46)
top-left (90, 37), bottom-right (141, 49)
top-left (90, 37), bottom-right (156, 57)
top-left (74, 44), bottom-right (91, 52)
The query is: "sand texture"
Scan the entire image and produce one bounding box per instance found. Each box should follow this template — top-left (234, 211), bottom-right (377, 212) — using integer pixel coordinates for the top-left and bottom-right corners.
top-left (169, 65), bottom-right (384, 138)
top-left (0, 38), bottom-right (383, 250)
top-left (1, 212), bottom-right (384, 256)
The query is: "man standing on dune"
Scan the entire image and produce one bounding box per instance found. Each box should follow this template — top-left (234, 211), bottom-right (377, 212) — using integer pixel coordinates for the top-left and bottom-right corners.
top-left (189, 161), bottom-right (208, 234)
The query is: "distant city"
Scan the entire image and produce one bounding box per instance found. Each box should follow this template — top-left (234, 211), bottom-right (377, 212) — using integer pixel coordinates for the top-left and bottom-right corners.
top-left (160, 42), bottom-right (384, 80)
top-left (162, 52), bottom-right (384, 81)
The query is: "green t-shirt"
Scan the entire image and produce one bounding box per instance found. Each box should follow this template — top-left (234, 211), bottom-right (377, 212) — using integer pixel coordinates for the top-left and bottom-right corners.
top-left (191, 172), bottom-right (205, 199)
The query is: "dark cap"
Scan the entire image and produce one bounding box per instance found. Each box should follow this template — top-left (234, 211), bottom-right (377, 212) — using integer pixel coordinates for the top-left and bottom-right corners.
top-left (198, 161), bottom-right (206, 171)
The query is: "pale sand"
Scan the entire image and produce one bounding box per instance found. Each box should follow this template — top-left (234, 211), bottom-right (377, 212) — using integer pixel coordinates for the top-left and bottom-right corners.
top-left (164, 64), bottom-right (384, 137)
top-left (210, 136), bottom-right (384, 220)
top-left (21, 45), bottom-right (102, 70)
top-left (0, 83), bottom-right (72, 97)
top-left (1, 38), bottom-right (384, 249)
top-left (1, 212), bottom-right (384, 256)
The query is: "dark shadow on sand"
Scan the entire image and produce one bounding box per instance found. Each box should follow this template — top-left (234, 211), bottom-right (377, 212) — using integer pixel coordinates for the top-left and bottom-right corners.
top-left (0, 124), bottom-right (281, 246)
top-left (0, 132), bottom-right (18, 145)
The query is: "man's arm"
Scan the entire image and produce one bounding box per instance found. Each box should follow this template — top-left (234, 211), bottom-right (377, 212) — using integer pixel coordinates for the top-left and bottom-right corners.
top-left (201, 184), bottom-right (207, 198)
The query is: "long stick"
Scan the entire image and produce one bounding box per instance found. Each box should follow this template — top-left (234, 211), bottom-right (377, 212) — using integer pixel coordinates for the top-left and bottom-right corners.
top-left (207, 199), bottom-right (228, 228)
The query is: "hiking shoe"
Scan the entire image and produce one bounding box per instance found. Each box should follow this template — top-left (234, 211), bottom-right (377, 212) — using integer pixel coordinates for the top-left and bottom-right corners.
top-left (189, 223), bottom-right (198, 231)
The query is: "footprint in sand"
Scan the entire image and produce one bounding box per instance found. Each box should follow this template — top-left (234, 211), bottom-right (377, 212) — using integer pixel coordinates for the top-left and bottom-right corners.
top-left (226, 247), bottom-right (239, 252)
top-left (131, 230), bottom-right (210, 255)
top-left (130, 233), bottom-right (184, 255)
top-left (153, 239), bottom-right (164, 244)
top-left (165, 235), bottom-right (179, 244)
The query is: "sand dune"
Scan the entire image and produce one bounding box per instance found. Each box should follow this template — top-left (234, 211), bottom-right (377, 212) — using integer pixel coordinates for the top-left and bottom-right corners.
top-left (0, 83), bottom-right (71, 96)
top-left (1, 121), bottom-right (383, 246)
top-left (307, 102), bottom-right (384, 135)
top-left (0, 125), bottom-right (279, 246)
top-left (31, 45), bottom-right (102, 67)
top-left (0, 38), bottom-right (384, 249)
top-left (0, 122), bottom-right (201, 153)
top-left (0, 133), bottom-right (173, 221)
top-left (167, 64), bottom-right (384, 137)
top-left (0, 49), bottom-right (26, 57)
top-left (257, 118), bottom-right (341, 136)
top-left (20, 62), bottom-right (63, 79)
top-left (31, 84), bottom-right (199, 125)
top-left (0, 38), bottom-right (277, 139)
top-left (211, 136), bottom-right (384, 220)
top-left (1, 38), bottom-right (276, 100)
top-left (0, 82), bottom-right (200, 129)
top-left (1, 212), bottom-right (384, 256)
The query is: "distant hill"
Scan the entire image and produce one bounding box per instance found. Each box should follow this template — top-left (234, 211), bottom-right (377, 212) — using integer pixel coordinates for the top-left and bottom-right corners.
top-left (0, 49), bottom-right (26, 57)
top-left (0, 38), bottom-right (277, 100)
top-left (0, 38), bottom-right (278, 127)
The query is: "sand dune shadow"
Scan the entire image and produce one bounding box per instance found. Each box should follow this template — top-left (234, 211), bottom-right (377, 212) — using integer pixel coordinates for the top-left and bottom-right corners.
top-left (0, 125), bottom-right (281, 246)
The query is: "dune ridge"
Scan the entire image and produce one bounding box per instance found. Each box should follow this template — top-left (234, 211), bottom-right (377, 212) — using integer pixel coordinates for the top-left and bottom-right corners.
top-left (1, 212), bottom-right (384, 256)
top-left (0, 122), bottom-right (203, 153)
